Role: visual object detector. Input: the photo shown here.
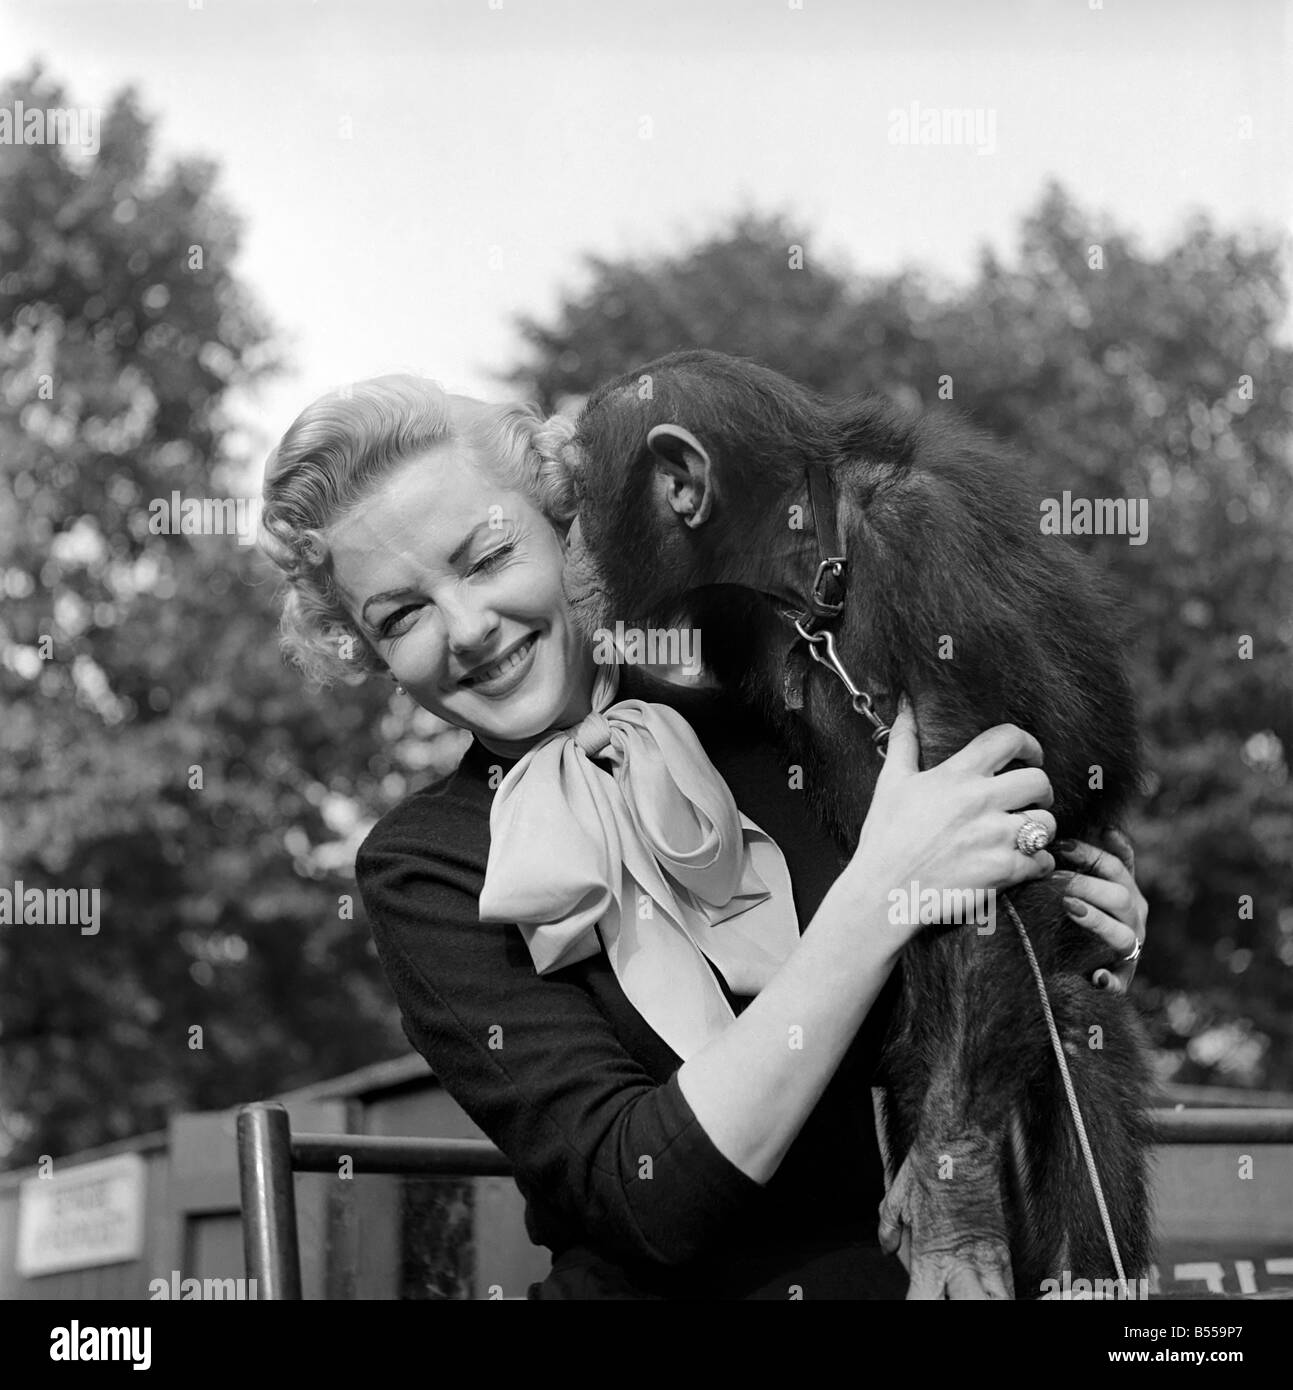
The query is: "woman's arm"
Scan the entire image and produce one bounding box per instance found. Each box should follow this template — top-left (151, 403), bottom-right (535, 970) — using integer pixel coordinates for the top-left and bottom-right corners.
top-left (677, 700), bottom-right (1056, 1184)
top-left (676, 859), bottom-right (903, 1184)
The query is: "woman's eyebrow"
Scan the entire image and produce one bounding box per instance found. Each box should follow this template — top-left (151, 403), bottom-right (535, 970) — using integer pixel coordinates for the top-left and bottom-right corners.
top-left (361, 587), bottom-right (418, 627)
top-left (359, 522), bottom-right (498, 625)
top-left (447, 521), bottom-right (494, 566)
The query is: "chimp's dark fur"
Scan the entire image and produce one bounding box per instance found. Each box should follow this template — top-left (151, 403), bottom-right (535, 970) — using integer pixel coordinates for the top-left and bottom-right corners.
top-left (566, 349), bottom-right (1152, 1296)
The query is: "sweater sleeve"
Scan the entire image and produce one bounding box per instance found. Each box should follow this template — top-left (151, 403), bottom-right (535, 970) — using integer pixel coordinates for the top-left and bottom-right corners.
top-left (355, 786), bottom-right (769, 1268)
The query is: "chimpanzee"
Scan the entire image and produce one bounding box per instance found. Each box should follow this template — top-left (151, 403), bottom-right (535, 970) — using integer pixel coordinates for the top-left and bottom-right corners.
top-left (557, 349), bottom-right (1152, 1300)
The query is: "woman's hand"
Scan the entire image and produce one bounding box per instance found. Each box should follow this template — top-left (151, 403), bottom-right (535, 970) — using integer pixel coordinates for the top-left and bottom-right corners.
top-left (1051, 828), bottom-right (1148, 993)
top-left (846, 696), bottom-right (1056, 944)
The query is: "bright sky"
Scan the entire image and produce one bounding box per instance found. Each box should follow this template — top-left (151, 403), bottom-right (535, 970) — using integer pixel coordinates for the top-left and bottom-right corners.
top-left (4, 0), bottom-right (1290, 470)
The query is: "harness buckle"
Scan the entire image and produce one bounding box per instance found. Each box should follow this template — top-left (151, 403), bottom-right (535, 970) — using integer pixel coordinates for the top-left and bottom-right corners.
top-left (776, 471), bottom-right (887, 757)
top-left (810, 557), bottom-right (848, 617)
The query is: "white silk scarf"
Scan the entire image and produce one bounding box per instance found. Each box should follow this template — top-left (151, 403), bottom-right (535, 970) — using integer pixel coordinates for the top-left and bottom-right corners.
top-left (478, 667), bottom-right (800, 1061)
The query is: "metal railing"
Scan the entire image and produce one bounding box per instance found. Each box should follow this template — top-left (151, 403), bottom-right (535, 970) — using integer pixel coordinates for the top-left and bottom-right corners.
top-left (237, 1102), bottom-right (512, 1299)
top-left (236, 1101), bottom-right (1293, 1300)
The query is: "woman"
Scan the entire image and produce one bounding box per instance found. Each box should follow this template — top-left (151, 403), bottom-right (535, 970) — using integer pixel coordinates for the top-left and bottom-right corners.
top-left (259, 374), bottom-right (1148, 1300)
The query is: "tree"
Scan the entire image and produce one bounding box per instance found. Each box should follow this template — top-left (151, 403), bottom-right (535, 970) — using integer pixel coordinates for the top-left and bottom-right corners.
top-left (508, 188), bottom-right (1293, 1091)
top-left (0, 67), bottom-right (427, 1168)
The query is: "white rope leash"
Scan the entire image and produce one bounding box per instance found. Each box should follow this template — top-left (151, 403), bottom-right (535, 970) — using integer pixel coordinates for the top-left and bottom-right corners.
top-left (871, 1087), bottom-right (895, 1189)
top-left (1003, 894), bottom-right (1129, 1295)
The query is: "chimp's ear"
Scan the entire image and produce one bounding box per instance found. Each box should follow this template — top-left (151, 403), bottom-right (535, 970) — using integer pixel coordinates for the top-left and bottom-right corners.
top-left (646, 423), bottom-right (714, 528)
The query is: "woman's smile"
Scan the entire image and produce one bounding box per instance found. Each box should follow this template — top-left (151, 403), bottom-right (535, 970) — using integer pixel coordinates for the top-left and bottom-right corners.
top-left (456, 631), bottom-right (540, 695)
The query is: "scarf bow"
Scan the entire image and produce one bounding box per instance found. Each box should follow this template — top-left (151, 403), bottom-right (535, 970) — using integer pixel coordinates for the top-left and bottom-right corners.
top-left (478, 667), bottom-right (800, 1060)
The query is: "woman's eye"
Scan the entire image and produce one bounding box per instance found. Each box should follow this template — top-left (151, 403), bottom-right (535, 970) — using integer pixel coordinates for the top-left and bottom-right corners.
top-left (377, 543), bottom-right (516, 637)
top-left (468, 542), bottom-right (516, 576)
top-left (379, 605), bottom-right (420, 638)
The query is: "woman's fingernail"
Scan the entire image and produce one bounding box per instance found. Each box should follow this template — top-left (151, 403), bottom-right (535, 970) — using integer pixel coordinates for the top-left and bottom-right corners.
top-left (1054, 839), bottom-right (1078, 854)
top-left (1064, 896), bottom-right (1089, 920)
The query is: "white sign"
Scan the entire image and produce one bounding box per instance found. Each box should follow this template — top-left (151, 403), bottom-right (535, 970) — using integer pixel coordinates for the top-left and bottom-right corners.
top-left (16, 1152), bottom-right (146, 1277)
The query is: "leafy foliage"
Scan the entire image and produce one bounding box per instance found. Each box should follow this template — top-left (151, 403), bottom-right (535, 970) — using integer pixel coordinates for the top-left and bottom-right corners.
top-left (0, 67), bottom-right (441, 1167)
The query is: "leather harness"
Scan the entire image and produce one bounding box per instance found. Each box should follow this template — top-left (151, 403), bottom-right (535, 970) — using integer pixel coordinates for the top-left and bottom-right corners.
top-left (777, 466), bottom-right (892, 754)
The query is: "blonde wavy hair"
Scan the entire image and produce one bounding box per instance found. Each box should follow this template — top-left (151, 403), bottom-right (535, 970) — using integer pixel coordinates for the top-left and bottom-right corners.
top-left (259, 374), bottom-right (579, 685)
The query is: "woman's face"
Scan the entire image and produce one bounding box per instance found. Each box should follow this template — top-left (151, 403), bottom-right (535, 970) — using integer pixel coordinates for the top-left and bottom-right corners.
top-left (329, 441), bottom-right (596, 748)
